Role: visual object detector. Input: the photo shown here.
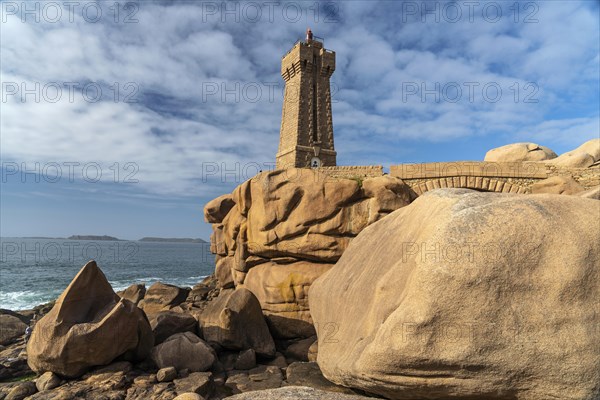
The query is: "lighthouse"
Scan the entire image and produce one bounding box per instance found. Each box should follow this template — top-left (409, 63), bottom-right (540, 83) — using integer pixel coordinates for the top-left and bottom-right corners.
top-left (276, 29), bottom-right (337, 169)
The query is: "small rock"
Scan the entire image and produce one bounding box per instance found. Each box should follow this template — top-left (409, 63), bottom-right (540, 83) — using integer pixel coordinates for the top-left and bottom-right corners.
top-left (234, 349), bottom-right (256, 370)
top-left (207, 341), bottom-right (223, 354)
top-left (151, 332), bottom-right (216, 372)
top-left (0, 314), bottom-right (27, 345)
top-left (218, 351), bottom-right (239, 371)
top-left (225, 365), bottom-right (283, 394)
top-left (211, 359), bottom-right (225, 375)
top-left (83, 369), bottom-right (128, 388)
top-left (264, 352), bottom-right (288, 369)
top-left (174, 372), bottom-right (214, 397)
top-left (36, 371), bottom-right (61, 391)
top-left (119, 283), bottom-right (146, 305)
top-left (141, 282), bottom-right (190, 315)
top-left (284, 336), bottom-right (316, 362)
top-left (174, 393), bottom-right (205, 400)
top-left (179, 368), bottom-right (191, 378)
top-left (6, 381), bottom-right (37, 400)
top-left (157, 366), bottom-right (178, 382)
top-left (133, 375), bottom-right (153, 385)
top-left (126, 381), bottom-right (175, 399)
top-left (285, 362), bottom-right (355, 394)
top-left (307, 341), bottom-right (318, 362)
top-left (0, 309), bottom-right (31, 325)
top-left (187, 285), bottom-right (212, 303)
top-left (213, 373), bottom-right (226, 386)
top-left (134, 357), bottom-right (156, 372)
top-left (151, 311), bottom-right (198, 344)
top-left (93, 361), bottom-right (133, 374)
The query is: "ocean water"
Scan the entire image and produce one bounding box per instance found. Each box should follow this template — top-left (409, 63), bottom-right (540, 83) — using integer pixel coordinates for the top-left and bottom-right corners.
top-left (0, 238), bottom-right (215, 311)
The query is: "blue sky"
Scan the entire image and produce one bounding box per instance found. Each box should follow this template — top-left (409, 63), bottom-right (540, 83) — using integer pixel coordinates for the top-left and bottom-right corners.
top-left (1, 0), bottom-right (599, 240)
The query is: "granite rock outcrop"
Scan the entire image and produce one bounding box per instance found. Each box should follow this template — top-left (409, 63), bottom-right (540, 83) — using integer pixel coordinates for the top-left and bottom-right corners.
top-left (205, 169), bottom-right (415, 338)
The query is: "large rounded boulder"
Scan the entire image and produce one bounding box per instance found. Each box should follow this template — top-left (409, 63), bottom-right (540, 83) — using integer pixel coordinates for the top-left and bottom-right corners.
top-left (27, 261), bottom-right (154, 378)
top-left (546, 138), bottom-right (600, 168)
top-left (310, 189), bottom-right (600, 400)
top-left (484, 142), bottom-right (557, 162)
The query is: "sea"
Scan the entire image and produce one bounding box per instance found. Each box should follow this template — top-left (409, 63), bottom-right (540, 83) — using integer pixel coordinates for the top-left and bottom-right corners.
top-left (0, 238), bottom-right (215, 311)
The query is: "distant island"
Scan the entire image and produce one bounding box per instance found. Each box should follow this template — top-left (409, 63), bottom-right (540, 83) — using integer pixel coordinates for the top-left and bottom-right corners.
top-left (19, 236), bottom-right (64, 239)
top-left (68, 235), bottom-right (122, 241)
top-left (138, 237), bottom-right (206, 243)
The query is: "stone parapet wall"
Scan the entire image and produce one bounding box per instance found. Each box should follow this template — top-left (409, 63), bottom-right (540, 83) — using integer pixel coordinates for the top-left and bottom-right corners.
top-left (315, 165), bottom-right (384, 179)
top-left (388, 161), bottom-right (599, 194)
top-left (390, 161), bottom-right (548, 179)
top-left (546, 165), bottom-right (600, 189)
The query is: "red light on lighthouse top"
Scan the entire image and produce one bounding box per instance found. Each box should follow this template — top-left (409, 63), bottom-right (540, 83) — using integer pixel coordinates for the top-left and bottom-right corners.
top-left (306, 28), bottom-right (313, 41)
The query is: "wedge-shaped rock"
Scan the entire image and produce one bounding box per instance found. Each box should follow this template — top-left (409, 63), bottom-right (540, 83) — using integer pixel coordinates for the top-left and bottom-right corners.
top-left (310, 189), bottom-right (600, 400)
top-left (27, 261), bottom-right (153, 378)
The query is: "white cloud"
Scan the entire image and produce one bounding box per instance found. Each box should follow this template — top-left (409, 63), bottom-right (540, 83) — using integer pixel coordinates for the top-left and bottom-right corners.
top-left (517, 117), bottom-right (600, 147)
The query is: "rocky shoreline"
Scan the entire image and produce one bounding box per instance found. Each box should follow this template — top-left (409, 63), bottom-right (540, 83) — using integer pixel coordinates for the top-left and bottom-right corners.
top-left (0, 269), bottom-right (374, 400)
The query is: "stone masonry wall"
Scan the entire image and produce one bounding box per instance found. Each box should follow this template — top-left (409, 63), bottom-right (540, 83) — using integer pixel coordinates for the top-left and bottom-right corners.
top-left (546, 165), bottom-right (600, 189)
top-left (315, 165), bottom-right (384, 179)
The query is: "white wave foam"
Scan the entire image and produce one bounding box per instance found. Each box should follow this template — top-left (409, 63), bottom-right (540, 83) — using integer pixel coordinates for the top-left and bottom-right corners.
top-left (2, 275), bottom-right (209, 311)
top-left (0, 290), bottom-right (60, 311)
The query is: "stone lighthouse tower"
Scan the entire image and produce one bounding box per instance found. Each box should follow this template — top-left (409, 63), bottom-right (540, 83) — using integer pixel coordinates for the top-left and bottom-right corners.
top-left (276, 29), bottom-right (336, 169)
